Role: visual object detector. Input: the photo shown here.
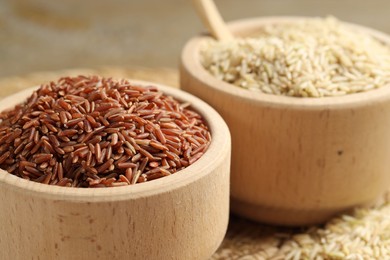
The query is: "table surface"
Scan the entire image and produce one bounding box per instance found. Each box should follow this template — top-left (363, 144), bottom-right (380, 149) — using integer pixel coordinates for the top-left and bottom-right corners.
top-left (1, 0), bottom-right (390, 77)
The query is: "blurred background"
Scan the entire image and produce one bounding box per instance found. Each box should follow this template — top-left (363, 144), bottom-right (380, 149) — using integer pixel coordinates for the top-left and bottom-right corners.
top-left (1, 0), bottom-right (390, 77)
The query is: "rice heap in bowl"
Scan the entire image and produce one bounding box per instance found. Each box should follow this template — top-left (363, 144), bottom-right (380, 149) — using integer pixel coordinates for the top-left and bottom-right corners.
top-left (0, 76), bottom-right (211, 187)
top-left (201, 17), bottom-right (390, 97)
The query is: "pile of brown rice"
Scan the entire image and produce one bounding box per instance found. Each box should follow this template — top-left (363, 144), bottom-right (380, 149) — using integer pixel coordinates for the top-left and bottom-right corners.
top-left (0, 76), bottom-right (211, 187)
top-left (201, 17), bottom-right (390, 97)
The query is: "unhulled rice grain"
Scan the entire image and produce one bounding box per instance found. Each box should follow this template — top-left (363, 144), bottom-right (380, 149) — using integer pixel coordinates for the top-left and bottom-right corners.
top-left (201, 17), bottom-right (390, 97)
top-left (0, 76), bottom-right (211, 187)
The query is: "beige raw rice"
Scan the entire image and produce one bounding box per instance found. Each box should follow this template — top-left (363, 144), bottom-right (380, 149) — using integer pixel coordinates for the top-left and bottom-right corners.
top-left (212, 193), bottom-right (390, 259)
top-left (201, 17), bottom-right (390, 97)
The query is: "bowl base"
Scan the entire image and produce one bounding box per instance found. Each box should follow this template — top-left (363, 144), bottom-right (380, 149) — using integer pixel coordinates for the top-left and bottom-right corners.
top-left (230, 197), bottom-right (361, 226)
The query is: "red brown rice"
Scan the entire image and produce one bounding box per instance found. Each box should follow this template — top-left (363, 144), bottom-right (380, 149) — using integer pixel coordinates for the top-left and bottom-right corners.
top-left (0, 76), bottom-right (211, 187)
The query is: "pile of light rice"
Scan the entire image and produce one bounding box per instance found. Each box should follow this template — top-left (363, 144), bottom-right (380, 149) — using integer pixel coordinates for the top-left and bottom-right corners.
top-left (201, 17), bottom-right (390, 97)
top-left (212, 192), bottom-right (390, 259)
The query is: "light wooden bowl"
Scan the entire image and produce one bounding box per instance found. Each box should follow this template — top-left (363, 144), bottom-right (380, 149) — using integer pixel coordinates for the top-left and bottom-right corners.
top-left (0, 80), bottom-right (231, 260)
top-left (180, 16), bottom-right (390, 226)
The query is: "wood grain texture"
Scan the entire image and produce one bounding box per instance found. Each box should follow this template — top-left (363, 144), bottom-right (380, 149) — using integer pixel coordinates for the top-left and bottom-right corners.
top-left (0, 74), bottom-right (231, 260)
top-left (180, 17), bottom-right (390, 225)
top-left (2, 0), bottom-right (390, 78)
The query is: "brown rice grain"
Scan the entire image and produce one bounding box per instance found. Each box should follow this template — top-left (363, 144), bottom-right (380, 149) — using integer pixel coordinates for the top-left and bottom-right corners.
top-left (201, 17), bottom-right (390, 97)
top-left (0, 76), bottom-right (211, 187)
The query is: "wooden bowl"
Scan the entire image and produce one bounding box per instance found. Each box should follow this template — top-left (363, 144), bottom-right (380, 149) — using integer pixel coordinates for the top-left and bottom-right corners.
top-left (0, 80), bottom-right (231, 259)
top-left (180, 17), bottom-right (390, 226)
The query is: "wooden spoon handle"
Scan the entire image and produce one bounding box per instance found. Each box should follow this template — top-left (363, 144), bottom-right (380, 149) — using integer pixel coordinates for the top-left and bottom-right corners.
top-left (192, 0), bottom-right (234, 41)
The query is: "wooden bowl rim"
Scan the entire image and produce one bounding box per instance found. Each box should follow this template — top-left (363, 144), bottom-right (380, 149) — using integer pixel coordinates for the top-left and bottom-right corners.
top-left (0, 80), bottom-right (231, 201)
top-left (181, 16), bottom-right (390, 109)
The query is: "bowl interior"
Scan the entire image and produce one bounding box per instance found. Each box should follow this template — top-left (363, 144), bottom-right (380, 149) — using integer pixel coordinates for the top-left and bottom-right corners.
top-left (184, 16), bottom-right (390, 109)
top-left (0, 80), bottom-right (230, 201)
